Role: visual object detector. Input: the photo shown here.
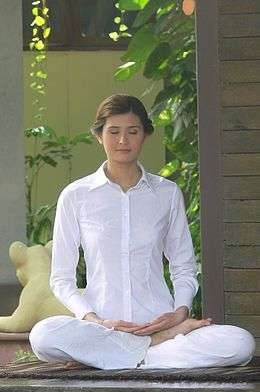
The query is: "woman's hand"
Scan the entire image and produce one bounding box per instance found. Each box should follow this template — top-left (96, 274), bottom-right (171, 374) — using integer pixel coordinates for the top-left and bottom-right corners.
top-left (102, 319), bottom-right (151, 333)
top-left (83, 312), bottom-right (150, 333)
top-left (132, 306), bottom-right (189, 336)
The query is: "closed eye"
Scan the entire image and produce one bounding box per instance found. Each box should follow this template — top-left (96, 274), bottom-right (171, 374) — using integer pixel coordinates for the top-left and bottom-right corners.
top-left (110, 130), bottom-right (138, 134)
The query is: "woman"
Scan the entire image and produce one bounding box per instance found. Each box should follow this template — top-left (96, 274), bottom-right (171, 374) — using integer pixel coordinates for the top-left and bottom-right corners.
top-left (29, 94), bottom-right (255, 370)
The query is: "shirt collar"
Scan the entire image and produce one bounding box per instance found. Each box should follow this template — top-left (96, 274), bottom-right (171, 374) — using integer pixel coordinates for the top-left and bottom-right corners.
top-left (88, 159), bottom-right (155, 193)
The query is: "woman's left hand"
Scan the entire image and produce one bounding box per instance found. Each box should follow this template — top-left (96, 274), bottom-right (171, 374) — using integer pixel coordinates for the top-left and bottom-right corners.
top-left (132, 306), bottom-right (189, 336)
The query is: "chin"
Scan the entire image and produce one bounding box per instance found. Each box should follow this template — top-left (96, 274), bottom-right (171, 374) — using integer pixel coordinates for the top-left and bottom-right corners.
top-left (111, 155), bottom-right (138, 163)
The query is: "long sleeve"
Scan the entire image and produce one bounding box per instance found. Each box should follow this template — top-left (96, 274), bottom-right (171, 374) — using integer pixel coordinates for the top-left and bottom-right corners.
top-left (50, 188), bottom-right (94, 319)
top-left (163, 185), bottom-right (199, 312)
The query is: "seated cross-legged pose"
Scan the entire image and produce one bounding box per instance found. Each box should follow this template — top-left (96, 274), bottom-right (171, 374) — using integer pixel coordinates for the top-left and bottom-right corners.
top-left (29, 94), bottom-right (256, 370)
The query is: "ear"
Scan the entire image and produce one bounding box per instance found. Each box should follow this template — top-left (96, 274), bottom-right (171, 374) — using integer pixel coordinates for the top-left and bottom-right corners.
top-left (95, 131), bottom-right (103, 145)
top-left (9, 241), bottom-right (27, 267)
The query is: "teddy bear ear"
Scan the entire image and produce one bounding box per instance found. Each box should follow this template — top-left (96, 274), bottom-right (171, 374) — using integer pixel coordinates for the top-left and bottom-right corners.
top-left (45, 240), bottom-right (53, 258)
top-left (9, 241), bottom-right (27, 267)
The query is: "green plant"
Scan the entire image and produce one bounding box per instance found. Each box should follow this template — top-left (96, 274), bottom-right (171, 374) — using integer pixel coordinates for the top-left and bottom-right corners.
top-left (26, 1), bottom-right (94, 247)
top-left (25, 126), bottom-right (93, 246)
top-left (29, 0), bottom-right (50, 121)
top-left (111, 0), bottom-right (201, 317)
top-left (13, 349), bottom-right (38, 364)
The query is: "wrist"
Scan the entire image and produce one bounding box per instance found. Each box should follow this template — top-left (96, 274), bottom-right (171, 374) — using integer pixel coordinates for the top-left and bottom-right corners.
top-left (83, 312), bottom-right (104, 325)
top-left (175, 306), bottom-right (189, 316)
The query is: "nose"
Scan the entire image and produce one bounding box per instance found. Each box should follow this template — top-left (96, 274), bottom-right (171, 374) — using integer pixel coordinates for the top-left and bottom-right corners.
top-left (118, 133), bottom-right (129, 144)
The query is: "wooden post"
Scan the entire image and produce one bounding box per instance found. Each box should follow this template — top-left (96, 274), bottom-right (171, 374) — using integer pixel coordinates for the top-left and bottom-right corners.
top-left (195, 0), bottom-right (224, 323)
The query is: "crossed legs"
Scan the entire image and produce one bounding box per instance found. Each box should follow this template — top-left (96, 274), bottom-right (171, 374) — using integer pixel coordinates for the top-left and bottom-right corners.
top-left (29, 315), bottom-right (255, 370)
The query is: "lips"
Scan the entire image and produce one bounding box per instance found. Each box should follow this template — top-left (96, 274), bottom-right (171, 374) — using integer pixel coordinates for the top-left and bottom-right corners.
top-left (117, 149), bottom-right (131, 152)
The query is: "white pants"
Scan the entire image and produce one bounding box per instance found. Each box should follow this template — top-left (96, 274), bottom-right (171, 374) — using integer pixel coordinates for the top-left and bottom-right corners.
top-left (29, 315), bottom-right (256, 370)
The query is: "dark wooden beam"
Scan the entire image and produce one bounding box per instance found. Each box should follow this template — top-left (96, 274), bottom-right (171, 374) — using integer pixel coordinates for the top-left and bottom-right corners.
top-left (195, 1), bottom-right (224, 322)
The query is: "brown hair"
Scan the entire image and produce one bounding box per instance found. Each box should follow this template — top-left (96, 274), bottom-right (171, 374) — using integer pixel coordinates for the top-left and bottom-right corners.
top-left (90, 94), bottom-right (154, 136)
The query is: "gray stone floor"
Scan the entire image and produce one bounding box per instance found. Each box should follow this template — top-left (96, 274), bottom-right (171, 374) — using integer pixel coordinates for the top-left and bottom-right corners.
top-left (0, 378), bottom-right (260, 392)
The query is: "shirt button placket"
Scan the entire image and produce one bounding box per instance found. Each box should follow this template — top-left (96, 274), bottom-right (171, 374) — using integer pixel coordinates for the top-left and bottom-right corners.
top-left (121, 191), bottom-right (131, 321)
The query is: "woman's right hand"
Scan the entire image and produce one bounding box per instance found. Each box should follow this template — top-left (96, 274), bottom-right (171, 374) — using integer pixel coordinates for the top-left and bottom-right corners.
top-left (83, 312), bottom-right (150, 333)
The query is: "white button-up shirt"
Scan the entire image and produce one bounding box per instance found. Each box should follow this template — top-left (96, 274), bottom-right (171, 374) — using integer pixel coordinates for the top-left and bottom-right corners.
top-left (50, 159), bottom-right (199, 323)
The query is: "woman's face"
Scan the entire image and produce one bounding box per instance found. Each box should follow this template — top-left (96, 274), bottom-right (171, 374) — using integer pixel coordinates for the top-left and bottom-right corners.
top-left (96, 112), bottom-right (148, 164)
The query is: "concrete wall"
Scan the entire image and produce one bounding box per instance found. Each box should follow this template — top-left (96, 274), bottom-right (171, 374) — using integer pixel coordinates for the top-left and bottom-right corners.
top-left (0, 1), bottom-right (26, 314)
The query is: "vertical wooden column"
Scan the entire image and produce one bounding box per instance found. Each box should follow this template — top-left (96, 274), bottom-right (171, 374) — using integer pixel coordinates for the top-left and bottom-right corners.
top-left (0, 1), bottom-right (26, 314)
top-left (219, 0), bottom-right (260, 356)
top-left (195, 0), bottom-right (224, 323)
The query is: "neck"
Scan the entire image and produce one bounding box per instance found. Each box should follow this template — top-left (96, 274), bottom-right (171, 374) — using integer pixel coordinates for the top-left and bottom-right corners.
top-left (104, 159), bottom-right (142, 188)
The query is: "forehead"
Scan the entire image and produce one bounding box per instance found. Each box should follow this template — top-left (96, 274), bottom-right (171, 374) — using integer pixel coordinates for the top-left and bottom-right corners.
top-left (104, 112), bottom-right (142, 126)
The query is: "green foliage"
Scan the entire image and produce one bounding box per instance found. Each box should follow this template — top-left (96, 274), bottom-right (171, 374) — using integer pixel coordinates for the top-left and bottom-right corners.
top-left (25, 126), bottom-right (93, 246)
top-left (13, 349), bottom-right (38, 364)
top-left (111, 0), bottom-right (201, 317)
top-left (29, 0), bottom-right (50, 121)
top-left (26, 1), bottom-right (94, 256)
top-left (77, 247), bottom-right (87, 289)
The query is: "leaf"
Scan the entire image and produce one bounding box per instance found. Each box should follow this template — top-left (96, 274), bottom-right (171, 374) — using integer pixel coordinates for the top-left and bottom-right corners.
top-left (159, 159), bottom-right (180, 177)
top-left (154, 12), bottom-right (173, 35)
top-left (114, 16), bottom-right (121, 24)
top-left (42, 155), bottom-right (57, 167)
top-left (109, 31), bottom-right (119, 41)
top-left (120, 32), bottom-right (132, 37)
top-left (114, 61), bottom-right (142, 81)
top-left (35, 204), bottom-right (55, 219)
top-left (25, 125), bottom-right (55, 139)
top-left (119, 24), bottom-right (128, 32)
top-left (172, 117), bottom-right (183, 142)
top-left (43, 27), bottom-right (51, 38)
top-left (143, 41), bottom-right (171, 79)
top-left (42, 7), bottom-right (49, 15)
top-left (36, 70), bottom-right (47, 79)
top-left (132, 0), bottom-right (173, 28)
top-left (154, 85), bottom-right (177, 106)
top-left (32, 7), bottom-right (38, 16)
top-left (41, 141), bottom-right (58, 150)
top-left (157, 109), bottom-right (172, 126)
top-left (33, 15), bottom-right (45, 27)
top-left (42, 126), bottom-right (56, 139)
top-left (118, 0), bottom-right (149, 11)
top-left (35, 54), bottom-right (46, 62)
top-left (156, 2), bottom-right (175, 18)
top-left (70, 133), bottom-right (93, 145)
top-left (35, 40), bottom-right (45, 50)
top-left (57, 135), bottom-right (69, 145)
top-left (121, 25), bottom-right (157, 63)
top-left (33, 217), bottom-right (52, 245)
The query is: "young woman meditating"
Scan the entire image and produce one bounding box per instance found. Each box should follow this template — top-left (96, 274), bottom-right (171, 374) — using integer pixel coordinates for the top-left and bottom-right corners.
top-left (29, 94), bottom-right (255, 369)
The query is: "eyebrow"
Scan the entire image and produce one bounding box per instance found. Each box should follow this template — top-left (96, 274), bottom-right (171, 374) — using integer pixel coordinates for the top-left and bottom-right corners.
top-left (106, 125), bottom-right (141, 129)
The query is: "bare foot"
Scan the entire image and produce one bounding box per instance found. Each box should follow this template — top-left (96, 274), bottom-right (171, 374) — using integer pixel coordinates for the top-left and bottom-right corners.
top-left (176, 317), bottom-right (213, 336)
top-left (65, 360), bottom-right (84, 369)
top-left (150, 317), bottom-right (213, 346)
